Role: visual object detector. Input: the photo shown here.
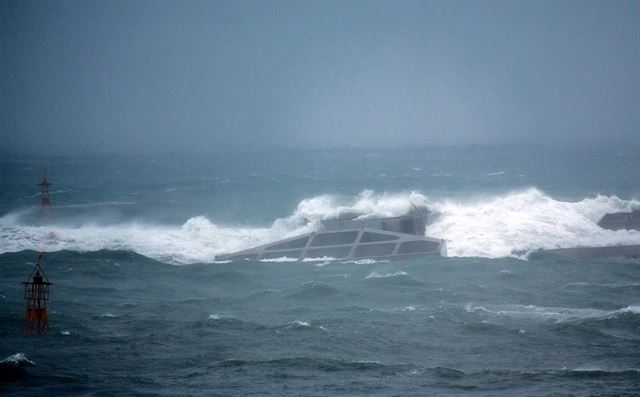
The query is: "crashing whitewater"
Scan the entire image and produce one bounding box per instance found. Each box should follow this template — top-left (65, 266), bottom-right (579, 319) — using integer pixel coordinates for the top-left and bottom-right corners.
top-left (1, 188), bottom-right (639, 264)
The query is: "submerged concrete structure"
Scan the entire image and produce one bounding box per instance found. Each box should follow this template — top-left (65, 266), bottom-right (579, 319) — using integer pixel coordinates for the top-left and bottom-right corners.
top-left (537, 210), bottom-right (640, 259)
top-left (217, 208), bottom-right (446, 261)
top-left (537, 245), bottom-right (640, 259)
top-left (597, 210), bottom-right (640, 231)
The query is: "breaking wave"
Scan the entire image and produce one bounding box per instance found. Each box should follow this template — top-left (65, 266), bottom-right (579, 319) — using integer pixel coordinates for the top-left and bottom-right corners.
top-left (464, 304), bottom-right (640, 323)
top-left (0, 353), bottom-right (35, 368)
top-left (0, 353), bottom-right (35, 380)
top-left (1, 188), bottom-right (639, 263)
top-left (428, 187), bottom-right (640, 258)
top-left (364, 270), bottom-right (425, 287)
top-left (365, 271), bottom-right (408, 279)
top-left (282, 320), bottom-right (327, 332)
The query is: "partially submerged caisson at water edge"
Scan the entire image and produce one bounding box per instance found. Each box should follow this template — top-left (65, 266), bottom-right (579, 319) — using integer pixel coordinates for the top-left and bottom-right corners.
top-left (217, 207), bottom-right (446, 262)
top-left (535, 210), bottom-right (640, 259)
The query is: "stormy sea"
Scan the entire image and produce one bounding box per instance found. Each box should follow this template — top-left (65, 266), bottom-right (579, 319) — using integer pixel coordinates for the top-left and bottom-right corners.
top-left (1, 146), bottom-right (639, 396)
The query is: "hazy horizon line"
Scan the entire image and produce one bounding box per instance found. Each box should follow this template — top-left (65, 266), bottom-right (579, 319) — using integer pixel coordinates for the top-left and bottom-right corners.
top-left (2, 142), bottom-right (639, 158)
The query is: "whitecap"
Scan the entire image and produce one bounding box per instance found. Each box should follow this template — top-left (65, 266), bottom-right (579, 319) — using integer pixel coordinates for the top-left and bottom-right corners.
top-left (284, 320), bottom-right (327, 332)
top-left (302, 256), bottom-right (336, 262)
top-left (465, 303), bottom-right (640, 322)
top-left (484, 171), bottom-right (506, 176)
top-left (428, 187), bottom-right (640, 258)
top-left (1, 353), bottom-right (35, 366)
top-left (365, 270), bottom-right (408, 279)
top-left (342, 258), bottom-right (378, 265)
top-left (259, 257), bottom-right (299, 262)
top-left (100, 313), bottom-right (117, 318)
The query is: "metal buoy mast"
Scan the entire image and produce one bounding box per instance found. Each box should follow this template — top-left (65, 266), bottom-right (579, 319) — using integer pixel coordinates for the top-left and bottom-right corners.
top-left (23, 252), bottom-right (52, 334)
top-left (37, 167), bottom-right (52, 213)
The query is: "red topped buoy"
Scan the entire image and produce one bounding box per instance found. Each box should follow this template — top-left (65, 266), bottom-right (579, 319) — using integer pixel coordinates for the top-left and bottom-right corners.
top-left (23, 252), bottom-right (52, 334)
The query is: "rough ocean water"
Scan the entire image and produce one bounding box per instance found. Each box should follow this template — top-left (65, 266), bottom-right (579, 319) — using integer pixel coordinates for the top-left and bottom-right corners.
top-left (1, 147), bottom-right (639, 396)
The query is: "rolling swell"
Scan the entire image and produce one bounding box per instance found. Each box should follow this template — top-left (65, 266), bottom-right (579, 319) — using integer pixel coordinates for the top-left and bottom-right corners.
top-left (286, 281), bottom-right (341, 300)
top-left (464, 368), bottom-right (640, 384)
top-left (211, 357), bottom-right (639, 386)
top-left (213, 357), bottom-right (405, 373)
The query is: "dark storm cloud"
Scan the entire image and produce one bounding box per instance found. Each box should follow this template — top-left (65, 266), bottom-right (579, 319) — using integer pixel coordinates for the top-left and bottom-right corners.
top-left (1, 1), bottom-right (638, 154)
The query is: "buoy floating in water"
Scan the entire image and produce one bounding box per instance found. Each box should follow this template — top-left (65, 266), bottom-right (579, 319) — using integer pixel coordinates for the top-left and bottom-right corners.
top-left (37, 167), bottom-right (52, 215)
top-left (23, 252), bottom-right (52, 334)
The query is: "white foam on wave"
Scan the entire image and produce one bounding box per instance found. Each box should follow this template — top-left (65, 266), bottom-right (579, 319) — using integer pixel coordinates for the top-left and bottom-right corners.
top-left (0, 214), bottom-right (311, 264)
top-left (428, 187), bottom-right (640, 258)
top-left (302, 256), bottom-right (337, 262)
top-left (484, 171), bottom-right (506, 176)
top-left (365, 270), bottom-right (408, 279)
top-left (342, 258), bottom-right (382, 265)
top-left (259, 257), bottom-right (299, 263)
top-left (1, 187), bottom-right (639, 263)
top-left (294, 189), bottom-right (430, 221)
top-left (285, 320), bottom-right (327, 331)
top-left (616, 306), bottom-right (640, 315)
top-left (1, 353), bottom-right (35, 366)
top-left (465, 303), bottom-right (640, 322)
top-left (563, 282), bottom-right (640, 289)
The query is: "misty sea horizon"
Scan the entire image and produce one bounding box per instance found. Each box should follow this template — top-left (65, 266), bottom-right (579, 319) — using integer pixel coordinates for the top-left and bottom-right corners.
top-left (1, 146), bottom-right (639, 396)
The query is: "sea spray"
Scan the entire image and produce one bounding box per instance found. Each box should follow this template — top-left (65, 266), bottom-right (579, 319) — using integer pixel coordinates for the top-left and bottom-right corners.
top-left (428, 188), bottom-right (640, 258)
top-left (1, 188), bottom-right (639, 263)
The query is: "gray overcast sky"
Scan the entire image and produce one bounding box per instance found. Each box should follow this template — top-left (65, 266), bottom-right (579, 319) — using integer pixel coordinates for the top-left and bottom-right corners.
top-left (1, 0), bottom-right (638, 154)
